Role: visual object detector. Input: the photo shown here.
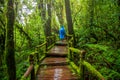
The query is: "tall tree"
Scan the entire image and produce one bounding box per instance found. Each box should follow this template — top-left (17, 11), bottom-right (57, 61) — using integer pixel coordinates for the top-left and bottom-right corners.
top-left (38, 0), bottom-right (51, 37)
top-left (46, 0), bottom-right (52, 36)
top-left (118, 0), bottom-right (120, 26)
top-left (5, 0), bottom-right (16, 80)
top-left (89, 0), bottom-right (94, 28)
top-left (64, 0), bottom-right (74, 35)
top-left (55, 1), bottom-right (64, 25)
top-left (65, 0), bottom-right (75, 45)
top-left (0, 0), bottom-right (5, 67)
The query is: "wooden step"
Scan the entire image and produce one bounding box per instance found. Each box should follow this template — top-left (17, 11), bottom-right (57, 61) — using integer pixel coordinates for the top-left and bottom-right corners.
top-left (36, 65), bottom-right (78, 80)
top-left (47, 53), bottom-right (67, 57)
top-left (55, 40), bottom-right (67, 46)
top-left (47, 46), bottom-right (68, 57)
top-left (40, 57), bottom-right (68, 66)
top-left (36, 40), bottom-right (79, 80)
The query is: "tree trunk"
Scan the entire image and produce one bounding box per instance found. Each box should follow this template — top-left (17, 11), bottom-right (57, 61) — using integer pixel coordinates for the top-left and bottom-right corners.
top-left (89, 0), bottom-right (94, 28)
top-left (0, 34), bottom-right (5, 65)
top-left (5, 0), bottom-right (16, 80)
top-left (118, 0), bottom-right (120, 26)
top-left (0, 4), bottom-right (5, 67)
top-left (117, 0), bottom-right (120, 48)
top-left (64, 0), bottom-right (74, 35)
top-left (65, 0), bottom-right (75, 46)
top-left (38, 0), bottom-right (51, 37)
top-left (46, 0), bottom-right (52, 37)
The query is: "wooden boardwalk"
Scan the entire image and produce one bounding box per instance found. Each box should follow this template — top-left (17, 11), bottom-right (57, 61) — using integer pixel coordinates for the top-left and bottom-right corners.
top-left (36, 41), bottom-right (78, 80)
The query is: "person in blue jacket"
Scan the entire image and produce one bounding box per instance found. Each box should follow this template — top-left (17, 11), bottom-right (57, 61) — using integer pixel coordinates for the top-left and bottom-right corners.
top-left (59, 25), bottom-right (66, 40)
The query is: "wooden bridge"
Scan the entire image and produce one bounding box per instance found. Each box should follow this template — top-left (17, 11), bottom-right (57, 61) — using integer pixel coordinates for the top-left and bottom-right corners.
top-left (21, 35), bottom-right (105, 80)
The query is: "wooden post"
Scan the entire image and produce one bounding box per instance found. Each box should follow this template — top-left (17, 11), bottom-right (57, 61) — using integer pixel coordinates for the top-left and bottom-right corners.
top-left (31, 67), bottom-right (35, 80)
top-left (79, 50), bottom-right (86, 80)
top-left (50, 37), bottom-right (52, 45)
top-left (70, 49), bottom-right (73, 61)
top-left (68, 44), bottom-right (72, 61)
top-left (35, 52), bottom-right (39, 64)
top-left (54, 35), bottom-right (56, 43)
top-left (29, 54), bottom-right (35, 80)
top-left (48, 38), bottom-right (50, 47)
top-left (46, 38), bottom-right (48, 52)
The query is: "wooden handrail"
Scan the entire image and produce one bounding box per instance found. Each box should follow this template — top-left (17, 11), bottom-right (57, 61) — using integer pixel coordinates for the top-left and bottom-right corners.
top-left (67, 34), bottom-right (73, 40)
top-left (83, 61), bottom-right (105, 80)
top-left (35, 35), bottom-right (56, 51)
top-left (36, 42), bottom-right (46, 48)
top-left (69, 47), bottom-right (80, 53)
top-left (21, 35), bottom-right (57, 80)
top-left (46, 35), bottom-right (56, 51)
top-left (67, 34), bottom-right (74, 47)
top-left (68, 47), bottom-right (104, 80)
top-left (23, 64), bottom-right (34, 78)
top-left (21, 54), bottom-right (35, 80)
top-left (66, 34), bottom-right (73, 37)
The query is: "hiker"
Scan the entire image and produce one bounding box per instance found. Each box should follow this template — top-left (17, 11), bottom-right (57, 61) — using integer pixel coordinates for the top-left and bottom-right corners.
top-left (59, 25), bottom-right (66, 41)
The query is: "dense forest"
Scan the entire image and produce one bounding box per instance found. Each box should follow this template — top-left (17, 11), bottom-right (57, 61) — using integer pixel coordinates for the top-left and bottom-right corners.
top-left (0, 0), bottom-right (120, 80)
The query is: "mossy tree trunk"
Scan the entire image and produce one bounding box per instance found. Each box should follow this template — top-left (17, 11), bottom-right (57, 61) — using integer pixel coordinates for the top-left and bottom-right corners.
top-left (46, 0), bottom-right (52, 37)
top-left (38, 0), bottom-right (45, 36)
top-left (0, 34), bottom-right (5, 65)
top-left (55, 1), bottom-right (64, 25)
top-left (0, 0), bottom-right (5, 67)
top-left (38, 0), bottom-right (51, 38)
top-left (117, 0), bottom-right (120, 48)
top-left (65, 0), bottom-right (75, 46)
top-left (5, 0), bottom-right (16, 80)
top-left (0, 0), bottom-right (6, 79)
top-left (89, 0), bottom-right (94, 28)
top-left (118, 0), bottom-right (120, 26)
top-left (64, 0), bottom-right (74, 35)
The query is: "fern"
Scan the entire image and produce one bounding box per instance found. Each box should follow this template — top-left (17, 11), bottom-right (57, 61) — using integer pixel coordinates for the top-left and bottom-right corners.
top-left (83, 44), bottom-right (109, 52)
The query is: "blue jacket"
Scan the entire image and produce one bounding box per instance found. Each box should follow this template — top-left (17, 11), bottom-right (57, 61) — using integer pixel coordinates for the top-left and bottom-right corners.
top-left (59, 26), bottom-right (65, 40)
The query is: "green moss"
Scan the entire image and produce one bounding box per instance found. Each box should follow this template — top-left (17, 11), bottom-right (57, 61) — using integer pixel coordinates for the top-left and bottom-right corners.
top-left (69, 47), bottom-right (80, 53)
top-left (70, 62), bottom-right (80, 74)
top-left (83, 61), bottom-right (104, 79)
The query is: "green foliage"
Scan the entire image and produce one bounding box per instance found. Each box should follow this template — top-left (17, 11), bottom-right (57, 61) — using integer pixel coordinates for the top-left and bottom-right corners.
top-left (15, 49), bottom-right (33, 79)
top-left (0, 64), bottom-right (8, 80)
top-left (80, 43), bottom-right (120, 79)
top-left (74, 1), bottom-right (120, 79)
top-left (83, 44), bottom-right (109, 52)
top-left (21, 76), bottom-right (30, 80)
top-left (100, 67), bottom-right (120, 80)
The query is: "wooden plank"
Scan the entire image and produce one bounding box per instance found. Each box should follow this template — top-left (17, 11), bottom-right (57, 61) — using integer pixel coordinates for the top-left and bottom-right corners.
top-left (40, 57), bottom-right (68, 66)
top-left (48, 46), bottom-right (68, 56)
top-left (36, 65), bottom-right (78, 80)
top-left (36, 40), bottom-right (79, 80)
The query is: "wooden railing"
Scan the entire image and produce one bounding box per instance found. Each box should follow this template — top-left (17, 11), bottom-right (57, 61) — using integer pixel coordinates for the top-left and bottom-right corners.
top-left (21, 35), bottom-right (56, 80)
top-left (66, 34), bottom-right (74, 47)
top-left (68, 47), bottom-right (105, 80)
top-left (46, 35), bottom-right (56, 50)
top-left (67, 34), bottom-right (104, 80)
top-left (21, 53), bottom-right (38, 80)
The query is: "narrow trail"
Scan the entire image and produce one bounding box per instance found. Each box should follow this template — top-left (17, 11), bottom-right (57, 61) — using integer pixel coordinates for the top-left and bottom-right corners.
top-left (36, 40), bottom-right (78, 80)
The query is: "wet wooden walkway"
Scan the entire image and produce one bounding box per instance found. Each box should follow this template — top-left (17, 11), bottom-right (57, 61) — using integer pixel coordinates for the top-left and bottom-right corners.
top-left (36, 40), bottom-right (78, 80)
